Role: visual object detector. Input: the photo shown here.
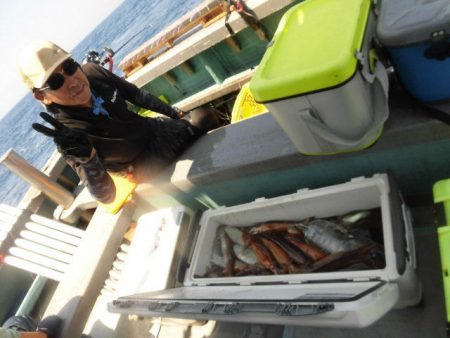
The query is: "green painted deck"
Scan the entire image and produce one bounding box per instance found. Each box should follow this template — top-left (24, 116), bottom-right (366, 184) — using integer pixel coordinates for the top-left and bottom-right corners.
top-left (140, 3), bottom-right (297, 106)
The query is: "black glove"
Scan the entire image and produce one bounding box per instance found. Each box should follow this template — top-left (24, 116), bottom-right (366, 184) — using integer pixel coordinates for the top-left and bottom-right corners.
top-left (33, 113), bottom-right (116, 203)
top-left (172, 106), bottom-right (185, 119)
top-left (36, 315), bottom-right (62, 338)
top-left (32, 112), bottom-right (93, 161)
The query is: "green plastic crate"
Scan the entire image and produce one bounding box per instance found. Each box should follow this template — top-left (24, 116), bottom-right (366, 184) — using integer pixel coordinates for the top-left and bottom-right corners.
top-left (433, 179), bottom-right (450, 324)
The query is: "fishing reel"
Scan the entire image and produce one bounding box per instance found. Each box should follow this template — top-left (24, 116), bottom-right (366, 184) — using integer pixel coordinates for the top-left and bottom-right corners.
top-left (82, 47), bottom-right (115, 71)
top-left (82, 49), bottom-right (102, 64)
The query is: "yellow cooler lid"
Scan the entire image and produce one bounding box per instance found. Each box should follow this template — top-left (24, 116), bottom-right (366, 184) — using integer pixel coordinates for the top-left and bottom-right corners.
top-left (250, 0), bottom-right (371, 102)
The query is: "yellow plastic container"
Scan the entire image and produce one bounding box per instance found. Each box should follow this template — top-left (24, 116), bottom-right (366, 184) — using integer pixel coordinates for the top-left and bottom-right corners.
top-left (231, 83), bottom-right (268, 123)
top-left (100, 173), bottom-right (137, 214)
top-left (438, 226), bottom-right (450, 324)
top-left (138, 95), bottom-right (170, 117)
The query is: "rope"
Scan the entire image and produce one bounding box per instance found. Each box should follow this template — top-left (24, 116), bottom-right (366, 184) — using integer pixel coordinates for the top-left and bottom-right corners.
top-left (223, 0), bottom-right (267, 40)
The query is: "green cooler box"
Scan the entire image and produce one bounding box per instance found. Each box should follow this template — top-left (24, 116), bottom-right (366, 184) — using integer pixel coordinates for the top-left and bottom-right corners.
top-left (250, 0), bottom-right (389, 155)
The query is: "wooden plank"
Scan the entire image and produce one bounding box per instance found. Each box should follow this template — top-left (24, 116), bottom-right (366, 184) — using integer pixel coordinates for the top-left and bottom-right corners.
top-left (175, 68), bottom-right (255, 111)
top-left (127, 0), bottom-right (295, 88)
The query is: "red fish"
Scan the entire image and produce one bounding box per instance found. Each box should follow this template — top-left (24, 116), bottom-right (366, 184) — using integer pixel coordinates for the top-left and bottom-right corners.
top-left (260, 236), bottom-right (292, 273)
top-left (250, 237), bottom-right (280, 274)
top-left (249, 221), bottom-right (303, 235)
top-left (286, 237), bottom-right (327, 262)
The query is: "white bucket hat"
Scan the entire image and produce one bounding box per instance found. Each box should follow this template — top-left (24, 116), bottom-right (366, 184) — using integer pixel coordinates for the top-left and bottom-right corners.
top-left (17, 40), bottom-right (71, 89)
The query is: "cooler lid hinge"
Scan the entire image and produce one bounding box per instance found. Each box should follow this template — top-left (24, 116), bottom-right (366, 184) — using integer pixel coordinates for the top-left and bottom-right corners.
top-left (354, 50), bottom-right (377, 82)
top-left (112, 299), bottom-right (134, 309)
top-left (370, 0), bottom-right (380, 17)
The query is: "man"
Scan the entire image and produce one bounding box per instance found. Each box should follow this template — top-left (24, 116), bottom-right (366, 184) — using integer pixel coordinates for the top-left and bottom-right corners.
top-left (17, 41), bottom-right (217, 203)
top-left (1, 314), bottom-right (60, 338)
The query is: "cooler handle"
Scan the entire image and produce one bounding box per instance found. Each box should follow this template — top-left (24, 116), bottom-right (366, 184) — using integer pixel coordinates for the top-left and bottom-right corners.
top-left (124, 300), bottom-right (335, 317)
top-left (424, 30), bottom-right (450, 61)
top-left (298, 61), bottom-right (389, 147)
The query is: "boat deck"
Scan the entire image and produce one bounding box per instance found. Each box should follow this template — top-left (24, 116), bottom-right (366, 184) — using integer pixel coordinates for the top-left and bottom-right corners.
top-left (76, 77), bottom-right (450, 337)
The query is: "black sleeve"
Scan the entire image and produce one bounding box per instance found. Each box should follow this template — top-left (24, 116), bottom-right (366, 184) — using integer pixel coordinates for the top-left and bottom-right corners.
top-left (132, 90), bottom-right (180, 119)
top-left (82, 63), bottom-right (180, 119)
top-left (65, 152), bottom-right (116, 203)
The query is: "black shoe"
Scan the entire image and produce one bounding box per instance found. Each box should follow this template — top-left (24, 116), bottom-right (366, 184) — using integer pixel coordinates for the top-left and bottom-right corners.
top-left (37, 315), bottom-right (62, 338)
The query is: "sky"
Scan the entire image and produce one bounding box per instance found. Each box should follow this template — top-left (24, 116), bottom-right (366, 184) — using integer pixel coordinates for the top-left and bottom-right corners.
top-left (0, 0), bottom-right (124, 119)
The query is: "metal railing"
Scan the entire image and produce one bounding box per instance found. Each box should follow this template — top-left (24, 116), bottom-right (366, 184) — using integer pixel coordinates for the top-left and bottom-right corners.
top-left (0, 149), bottom-right (74, 209)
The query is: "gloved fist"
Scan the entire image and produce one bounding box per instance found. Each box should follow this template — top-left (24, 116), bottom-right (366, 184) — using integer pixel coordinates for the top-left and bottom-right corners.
top-left (32, 112), bottom-right (93, 161)
top-left (172, 106), bottom-right (185, 119)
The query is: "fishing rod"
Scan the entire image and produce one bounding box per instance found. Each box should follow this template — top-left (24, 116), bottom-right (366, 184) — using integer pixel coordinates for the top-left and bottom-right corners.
top-left (111, 23), bottom-right (154, 56)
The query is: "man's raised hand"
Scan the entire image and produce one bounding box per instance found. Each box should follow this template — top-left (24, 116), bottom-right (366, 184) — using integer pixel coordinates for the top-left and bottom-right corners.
top-left (32, 112), bottom-right (93, 160)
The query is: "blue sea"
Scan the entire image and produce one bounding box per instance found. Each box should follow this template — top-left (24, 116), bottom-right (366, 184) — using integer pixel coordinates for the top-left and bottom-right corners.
top-left (0, 0), bottom-right (202, 206)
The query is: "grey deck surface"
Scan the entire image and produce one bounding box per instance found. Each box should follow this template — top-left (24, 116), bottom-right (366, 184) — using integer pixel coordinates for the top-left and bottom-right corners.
top-left (137, 78), bottom-right (450, 212)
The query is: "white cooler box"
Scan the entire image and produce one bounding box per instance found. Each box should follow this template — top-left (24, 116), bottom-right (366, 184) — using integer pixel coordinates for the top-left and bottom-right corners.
top-left (109, 174), bottom-right (422, 328)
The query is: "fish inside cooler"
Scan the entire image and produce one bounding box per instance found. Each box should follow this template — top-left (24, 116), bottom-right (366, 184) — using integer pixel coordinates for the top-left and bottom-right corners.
top-left (185, 176), bottom-right (401, 286)
top-left (198, 208), bottom-right (386, 279)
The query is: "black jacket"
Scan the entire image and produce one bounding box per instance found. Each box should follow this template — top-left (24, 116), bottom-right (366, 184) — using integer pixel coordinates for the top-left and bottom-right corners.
top-left (46, 63), bottom-right (201, 201)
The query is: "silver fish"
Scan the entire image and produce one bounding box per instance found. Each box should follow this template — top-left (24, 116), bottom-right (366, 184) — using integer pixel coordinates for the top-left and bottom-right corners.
top-left (224, 226), bottom-right (245, 246)
top-left (304, 219), bottom-right (363, 254)
top-left (210, 231), bottom-right (225, 268)
top-left (233, 244), bottom-right (258, 265)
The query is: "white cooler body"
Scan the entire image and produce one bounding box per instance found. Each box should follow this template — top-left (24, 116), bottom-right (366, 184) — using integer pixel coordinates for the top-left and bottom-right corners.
top-left (249, 0), bottom-right (389, 155)
top-left (265, 64), bottom-right (389, 155)
top-left (109, 174), bottom-right (422, 327)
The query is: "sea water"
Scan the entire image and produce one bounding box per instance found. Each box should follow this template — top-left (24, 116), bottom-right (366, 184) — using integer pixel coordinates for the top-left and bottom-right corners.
top-left (0, 0), bottom-right (202, 205)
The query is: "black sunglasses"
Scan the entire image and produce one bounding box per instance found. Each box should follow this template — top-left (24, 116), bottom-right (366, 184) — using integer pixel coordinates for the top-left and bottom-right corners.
top-left (35, 59), bottom-right (79, 92)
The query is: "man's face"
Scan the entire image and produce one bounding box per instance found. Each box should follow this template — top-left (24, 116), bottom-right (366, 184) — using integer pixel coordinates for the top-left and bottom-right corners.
top-left (34, 61), bottom-right (91, 107)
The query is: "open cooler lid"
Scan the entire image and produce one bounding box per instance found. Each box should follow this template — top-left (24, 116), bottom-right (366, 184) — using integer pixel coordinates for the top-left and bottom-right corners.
top-left (109, 281), bottom-right (399, 327)
top-left (250, 0), bottom-right (371, 103)
top-left (376, 0), bottom-right (450, 47)
top-left (115, 206), bottom-right (195, 296)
